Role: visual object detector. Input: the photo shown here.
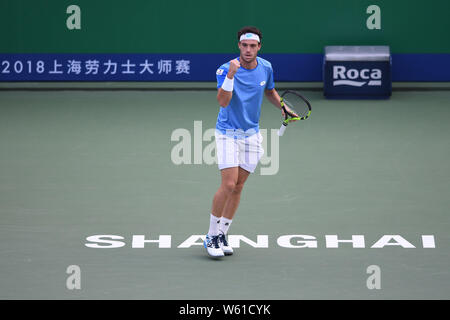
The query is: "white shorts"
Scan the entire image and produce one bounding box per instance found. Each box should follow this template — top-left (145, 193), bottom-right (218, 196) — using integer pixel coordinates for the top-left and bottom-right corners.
top-left (215, 130), bottom-right (264, 173)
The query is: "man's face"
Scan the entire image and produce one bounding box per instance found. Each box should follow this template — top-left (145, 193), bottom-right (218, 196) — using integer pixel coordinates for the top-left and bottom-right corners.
top-left (238, 40), bottom-right (261, 63)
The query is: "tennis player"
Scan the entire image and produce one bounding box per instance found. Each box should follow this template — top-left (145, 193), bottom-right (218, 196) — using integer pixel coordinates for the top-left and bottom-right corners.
top-left (203, 26), bottom-right (297, 257)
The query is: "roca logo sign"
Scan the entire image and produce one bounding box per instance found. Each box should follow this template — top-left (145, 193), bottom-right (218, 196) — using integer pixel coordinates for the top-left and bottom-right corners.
top-left (333, 66), bottom-right (382, 87)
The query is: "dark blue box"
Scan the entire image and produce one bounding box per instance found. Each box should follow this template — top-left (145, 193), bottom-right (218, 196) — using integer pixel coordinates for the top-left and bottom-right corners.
top-left (323, 46), bottom-right (392, 99)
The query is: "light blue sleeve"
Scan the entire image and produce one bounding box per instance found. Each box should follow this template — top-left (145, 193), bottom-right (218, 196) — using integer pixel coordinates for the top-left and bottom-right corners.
top-left (216, 65), bottom-right (229, 89)
top-left (266, 66), bottom-right (275, 90)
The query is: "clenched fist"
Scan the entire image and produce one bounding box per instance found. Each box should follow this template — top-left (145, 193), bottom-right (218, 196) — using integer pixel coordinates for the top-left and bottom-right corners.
top-left (227, 59), bottom-right (241, 78)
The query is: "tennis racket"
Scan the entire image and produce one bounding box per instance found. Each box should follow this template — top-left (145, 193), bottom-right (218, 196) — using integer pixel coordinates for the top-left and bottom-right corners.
top-left (277, 90), bottom-right (312, 136)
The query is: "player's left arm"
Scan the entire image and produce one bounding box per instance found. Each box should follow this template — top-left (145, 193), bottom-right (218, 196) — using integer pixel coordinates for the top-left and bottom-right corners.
top-left (265, 88), bottom-right (299, 121)
top-left (265, 89), bottom-right (285, 117)
top-left (265, 88), bottom-right (282, 108)
top-left (264, 67), bottom-right (297, 119)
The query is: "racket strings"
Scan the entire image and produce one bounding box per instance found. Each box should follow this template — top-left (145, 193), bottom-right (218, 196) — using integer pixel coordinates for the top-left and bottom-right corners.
top-left (283, 94), bottom-right (310, 119)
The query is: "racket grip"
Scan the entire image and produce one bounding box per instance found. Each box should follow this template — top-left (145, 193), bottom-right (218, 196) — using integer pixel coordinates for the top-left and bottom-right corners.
top-left (278, 123), bottom-right (287, 136)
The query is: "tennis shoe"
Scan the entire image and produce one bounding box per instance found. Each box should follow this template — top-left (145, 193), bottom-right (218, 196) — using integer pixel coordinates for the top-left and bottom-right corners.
top-left (219, 232), bottom-right (233, 256)
top-left (204, 234), bottom-right (224, 258)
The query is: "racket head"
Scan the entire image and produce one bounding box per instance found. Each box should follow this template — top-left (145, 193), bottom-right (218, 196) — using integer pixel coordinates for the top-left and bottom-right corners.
top-left (280, 90), bottom-right (311, 122)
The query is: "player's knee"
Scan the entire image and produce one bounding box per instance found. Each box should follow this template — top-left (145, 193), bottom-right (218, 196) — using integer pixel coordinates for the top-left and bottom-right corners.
top-left (233, 182), bottom-right (244, 194)
top-left (222, 180), bottom-right (237, 194)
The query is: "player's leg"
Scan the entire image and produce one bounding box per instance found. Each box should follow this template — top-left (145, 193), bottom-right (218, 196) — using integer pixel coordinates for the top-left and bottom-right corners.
top-left (204, 132), bottom-right (239, 258)
top-left (218, 167), bottom-right (250, 256)
top-left (204, 167), bottom-right (238, 257)
top-left (211, 130), bottom-right (240, 223)
top-left (221, 166), bottom-right (250, 221)
top-left (211, 167), bottom-right (239, 220)
top-left (217, 131), bottom-right (264, 254)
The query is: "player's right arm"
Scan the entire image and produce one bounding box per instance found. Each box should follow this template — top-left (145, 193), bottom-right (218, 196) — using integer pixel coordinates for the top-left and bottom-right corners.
top-left (217, 85), bottom-right (232, 107)
top-left (217, 59), bottom-right (240, 107)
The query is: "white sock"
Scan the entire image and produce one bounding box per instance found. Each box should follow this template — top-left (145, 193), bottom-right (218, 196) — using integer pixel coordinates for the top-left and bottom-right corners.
top-left (219, 217), bottom-right (232, 235)
top-left (208, 214), bottom-right (221, 236)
